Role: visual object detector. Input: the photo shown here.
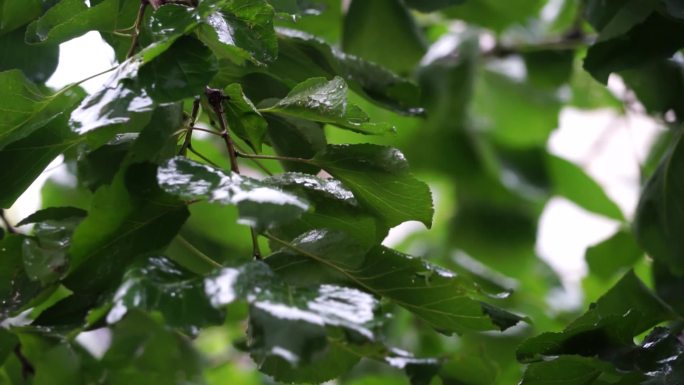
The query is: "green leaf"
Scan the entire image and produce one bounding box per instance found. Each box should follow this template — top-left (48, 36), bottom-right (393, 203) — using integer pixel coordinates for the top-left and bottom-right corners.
top-left (586, 230), bottom-right (643, 280)
top-left (213, 0), bottom-right (278, 63)
top-left (269, 29), bottom-right (423, 115)
top-left (25, 0), bottom-right (122, 45)
top-left (205, 261), bottom-right (379, 383)
top-left (0, 70), bottom-right (82, 150)
top-left (0, 26), bottom-right (59, 83)
top-left (635, 132), bottom-right (684, 275)
top-left (65, 107), bottom-right (189, 295)
top-left (22, 210), bottom-right (85, 285)
top-left (520, 355), bottom-right (610, 385)
top-left (17, 207), bottom-right (87, 227)
top-left (103, 310), bottom-right (204, 385)
top-left (267, 229), bottom-right (524, 334)
top-left (0, 328), bottom-right (17, 366)
top-left (342, 0), bottom-right (425, 75)
top-left (262, 76), bottom-right (395, 135)
top-left (472, 70), bottom-right (560, 147)
top-left (0, 111), bottom-right (80, 208)
top-left (157, 156), bottom-right (310, 230)
top-left (140, 35), bottom-right (218, 103)
top-left (265, 115), bottom-right (326, 174)
top-left (584, 12), bottom-right (684, 83)
top-left (223, 83), bottom-right (268, 152)
top-left (653, 261), bottom-right (684, 316)
top-left (547, 155), bottom-right (624, 220)
top-left (68, 60), bottom-right (154, 144)
top-left (620, 59), bottom-right (684, 118)
top-left (517, 271), bottom-right (674, 362)
top-left (312, 144), bottom-right (433, 228)
top-left (107, 256), bottom-right (224, 334)
top-left (0, 0), bottom-right (43, 36)
top-left (403, 0), bottom-right (465, 12)
top-left (0, 235), bottom-right (43, 317)
top-left (443, 0), bottom-right (546, 32)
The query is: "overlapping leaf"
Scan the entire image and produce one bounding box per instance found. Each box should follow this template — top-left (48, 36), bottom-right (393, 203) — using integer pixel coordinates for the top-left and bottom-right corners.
top-left (267, 229), bottom-right (524, 335)
top-left (157, 156), bottom-right (310, 230)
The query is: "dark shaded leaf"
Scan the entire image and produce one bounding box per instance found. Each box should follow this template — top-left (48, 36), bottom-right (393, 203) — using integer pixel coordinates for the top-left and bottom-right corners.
top-left (403, 0), bottom-right (465, 12)
top-left (635, 132), bottom-right (684, 275)
top-left (139, 35), bottom-right (218, 103)
top-left (0, 235), bottom-right (43, 317)
top-left (0, 0), bottom-right (43, 36)
top-left (620, 59), bottom-right (684, 119)
top-left (342, 0), bottom-right (425, 75)
top-left (517, 271), bottom-right (674, 362)
top-left (584, 12), bottom-right (684, 83)
top-left (265, 114), bottom-right (325, 174)
top-left (312, 144), bottom-right (433, 228)
top-left (17, 207), bottom-right (87, 227)
top-left (0, 26), bottom-right (59, 83)
top-left (223, 83), bottom-right (268, 152)
top-left (586, 230), bottom-right (643, 280)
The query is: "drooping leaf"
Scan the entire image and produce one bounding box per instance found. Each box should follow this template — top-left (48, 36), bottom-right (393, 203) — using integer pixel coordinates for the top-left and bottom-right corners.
top-left (0, 70), bottom-right (82, 150)
top-left (265, 114), bottom-right (326, 174)
top-left (0, 235), bottom-right (43, 317)
top-left (22, 209), bottom-right (85, 285)
top-left (312, 144), bottom-right (433, 228)
top-left (205, 261), bottom-right (380, 383)
top-left (25, 0), bottom-right (123, 45)
top-left (267, 229), bottom-right (524, 334)
top-left (0, 0), bottom-right (43, 36)
top-left (0, 26), bottom-right (59, 83)
top-left (262, 76), bottom-right (395, 135)
top-left (547, 155), bottom-right (624, 221)
top-left (635, 132), bottom-right (684, 275)
top-left (517, 271), bottom-right (674, 362)
top-left (157, 156), bottom-right (310, 230)
top-left (68, 60), bottom-right (155, 144)
top-left (586, 230), bottom-right (643, 280)
top-left (342, 0), bottom-right (425, 75)
top-left (139, 35), bottom-right (218, 103)
top-left (223, 83), bottom-right (268, 152)
top-left (102, 310), bottom-right (205, 385)
top-left (584, 11), bottom-right (684, 83)
top-left (620, 59), bottom-right (684, 119)
top-left (107, 256), bottom-right (224, 333)
top-left (17, 207), bottom-right (87, 227)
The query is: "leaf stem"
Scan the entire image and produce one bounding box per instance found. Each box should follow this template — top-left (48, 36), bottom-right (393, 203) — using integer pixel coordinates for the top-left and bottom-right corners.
top-left (179, 97), bottom-right (201, 155)
top-left (236, 151), bottom-right (313, 165)
top-left (188, 146), bottom-right (219, 167)
top-left (205, 87), bottom-right (240, 174)
top-left (176, 235), bottom-right (222, 269)
top-left (126, 0), bottom-right (149, 59)
top-left (13, 345), bottom-right (34, 379)
top-left (0, 210), bottom-right (16, 234)
top-left (205, 87), bottom-right (264, 259)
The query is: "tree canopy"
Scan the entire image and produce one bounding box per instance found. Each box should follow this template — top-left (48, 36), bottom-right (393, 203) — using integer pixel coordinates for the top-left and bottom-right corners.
top-left (1, 0), bottom-right (684, 384)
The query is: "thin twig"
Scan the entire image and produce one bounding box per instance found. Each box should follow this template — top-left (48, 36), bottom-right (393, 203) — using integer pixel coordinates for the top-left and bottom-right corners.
top-left (13, 345), bottom-right (34, 379)
top-left (180, 98), bottom-right (201, 155)
top-left (188, 147), bottom-right (220, 167)
top-left (205, 87), bottom-right (240, 174)
top-left (126, 0), bottom-right (149, 58)
top-left (236, 151), bottom-right (312, 164)
top-left (176, 235), bottom-right (222, 268)
top-left (0, 210), bottom-right (16, 234)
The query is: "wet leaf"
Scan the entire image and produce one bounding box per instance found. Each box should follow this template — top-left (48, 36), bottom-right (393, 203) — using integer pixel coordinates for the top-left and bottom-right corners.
top-left (223, 83), bottom-right (268, 152)
top-left (312, 144), bottom-right (433, 228)
top-left (157, 156), bottom-right (310, 230)
top-left (267, 229), bottom-right (524, 334)
top-left (140, 35), bottom-right (218, 103)
top-left (0, 70), bottom-right (82, 150)
top-left (107, 256), bottom-right (223, 334)
top-left (262, 76), bottom-right (395, 135)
